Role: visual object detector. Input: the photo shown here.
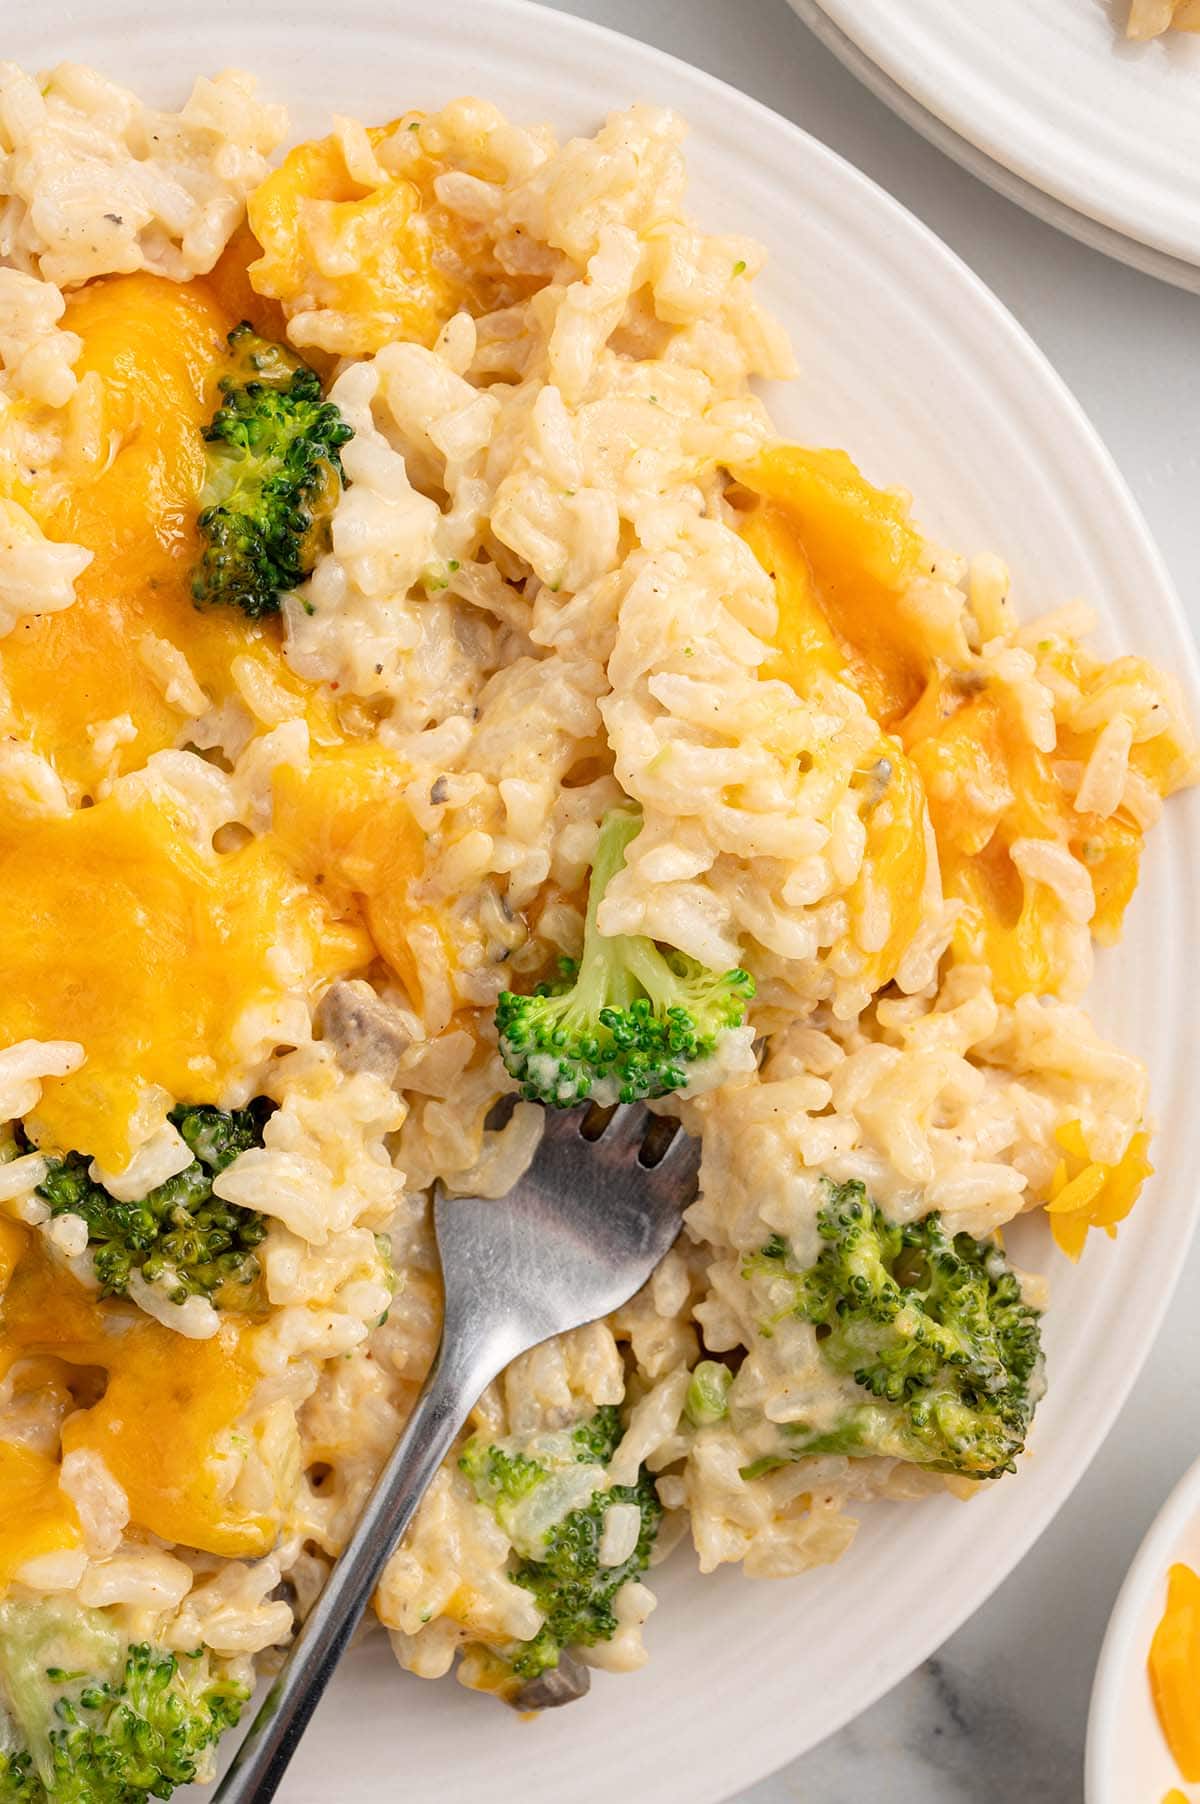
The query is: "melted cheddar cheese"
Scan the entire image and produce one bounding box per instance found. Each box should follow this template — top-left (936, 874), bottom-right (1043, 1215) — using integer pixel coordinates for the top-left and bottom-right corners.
top-left (904, 675), bottom-right (1142, 1001)
top-left (249, 128), bottom-right (458, 354)
top-left (248, 120), bottom-right (531, 356)
top-left (0, 1219), bottom-right (27, 1293)
top-left (1, 1239), bottom-right (274, 1558)
top-left (1151, 1563), bottom-right (1200, 1785)
top-left (1045, 1120), bottom-right (1153, 1262)
top-left (736, 443), bottom-right (1162, 1003)
top-left (271, 743), bottom-right (446, 1013)
top-left (1, 271), bottom-right (337, 793)
top-left (0, 1438), bottom-right (81, 1589)
top-left (0, 267), bottom-right (447, 1169)
top-left (738, 461), bottom-right (929, 991)
top-left (736, 444), bottom-right (926, 727)
top-left (0, 789), bottom-right (366, 1169)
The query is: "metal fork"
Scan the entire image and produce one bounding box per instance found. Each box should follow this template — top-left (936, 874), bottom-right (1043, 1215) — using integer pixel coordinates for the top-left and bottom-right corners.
top-left (215, 1102), bottom-right (697, 1802)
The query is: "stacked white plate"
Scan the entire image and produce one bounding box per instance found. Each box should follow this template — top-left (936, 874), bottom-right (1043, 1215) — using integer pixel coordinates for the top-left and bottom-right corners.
top-left (790, 0), bottom-right (1200, 289)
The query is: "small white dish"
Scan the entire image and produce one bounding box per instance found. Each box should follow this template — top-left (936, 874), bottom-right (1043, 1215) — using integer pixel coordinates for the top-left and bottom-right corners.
top-left (1088, 1455), bottom-right (1200, 1803)
top-left (789, 0), bottom-right (1200, 291)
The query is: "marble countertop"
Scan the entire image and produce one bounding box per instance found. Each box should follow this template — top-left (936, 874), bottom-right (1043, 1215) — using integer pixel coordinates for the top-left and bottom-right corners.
top-left (541, 3), bottom-right (1200, 1799)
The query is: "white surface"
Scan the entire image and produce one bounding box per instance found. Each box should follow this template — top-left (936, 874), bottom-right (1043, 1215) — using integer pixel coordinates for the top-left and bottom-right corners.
top-left (11, 3), bottom-right (1200, 1802)
top-left (1088, 1453), bottom-right (1200, 1803)
top-left (796, 0), bottom-right (1200, 277)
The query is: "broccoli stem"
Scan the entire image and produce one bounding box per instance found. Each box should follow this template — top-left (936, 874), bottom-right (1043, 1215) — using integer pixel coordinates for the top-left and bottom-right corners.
top-left (566, 809), bottom-right (643, 1020)
top-left (495, 804), bottom-right (754, 1108)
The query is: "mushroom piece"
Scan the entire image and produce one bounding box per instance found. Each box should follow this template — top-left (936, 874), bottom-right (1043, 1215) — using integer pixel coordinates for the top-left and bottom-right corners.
top-left (510, 1651), bottom-right (592, 1712)
top-left (315, 979), bottom-right (412, 1082)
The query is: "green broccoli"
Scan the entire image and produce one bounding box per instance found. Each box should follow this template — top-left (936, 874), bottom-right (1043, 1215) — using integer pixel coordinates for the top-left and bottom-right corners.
top-left (460, 1405), bottom-right (661, 1681)
top-left (508, 1469), bottom-right (661, 1680)
top-left (563, 1404), bottom-right (623, 1466)
top-left (458, 1442), bottom-right (546, 1516)
top-left (0, 1597), bottom-right (248, 1803)
top-left (496, 807), bottom-right (755, 1108)
top-left (742, 1179), bottom-right (1044, 1480)
top-left (192, 322), bottom-right (353, 618)
top-left (684, 1360), bottom-right (733, 1428)
top-left (36, 1102), bottom-right (270, 1310)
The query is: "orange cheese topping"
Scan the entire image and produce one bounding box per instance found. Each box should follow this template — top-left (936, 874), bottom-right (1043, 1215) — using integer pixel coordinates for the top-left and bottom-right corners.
top-left (0, 251), bottom-right (461, 1574)
top-left (1, 273), bottom-right (322, 792)
top-left (736, 444), bottom-right (926, 727)
top-left (0, 789), bottom-right (366, 1170)
top-left (0, 1438), bottom-right (81, 1589)
top-left (736, 442), bottom-right (1160, 1003)
top-left (902, 670), bottom-right (1148, 999)
top-left (1150, 1563), bottom-right (1200, 1785)
top-left (1046, 1121), bottom-right (1153, 1261)
top-left (204, 219), bottom-right (291, 345)
top-left (737, 459), bottom-right (928, 991)
top-left (2, 270), bottom-right (341, 794)
top-left (271, 743), bottom-right (444, 1012)
top-left (249, 128), bottom-right (458, 354)
top-left (247, 119), bottom-right (532, 356)
top-left (0, 268), bottom-right (423, 1168)
top-left (247, 122), bottom-right (476, 355)
top-left (0, 1219), bottom-right (28, 1293)
top-left (1, 1241), bottom-right (273, 1558)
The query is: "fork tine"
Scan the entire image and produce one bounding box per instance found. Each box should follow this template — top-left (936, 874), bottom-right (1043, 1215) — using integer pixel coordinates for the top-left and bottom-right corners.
top-left (577, 1100), bottom-right (617, 1141)
top-left (586, 1102), bottom-right (648, 1157)
top-left (652, 1119), bottom-right (696, 1163)
top-left (537, 1101), bottom-right (694, 1170)
top-left (636, 1114), bottom-right (680, 1167)
top-left (649, 1125), bottom-right (700, 1189)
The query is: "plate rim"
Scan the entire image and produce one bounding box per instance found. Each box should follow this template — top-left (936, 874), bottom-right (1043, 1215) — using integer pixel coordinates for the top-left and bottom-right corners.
top-left (787, 0), bottom-right (1200, 292)
top-left (9, 1), bottom-right (1200, 1797)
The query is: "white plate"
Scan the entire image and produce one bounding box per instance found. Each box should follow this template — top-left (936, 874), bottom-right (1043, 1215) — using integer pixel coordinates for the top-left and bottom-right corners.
top-left (11, 2), bottom-right (1200, 1800)
top-left (1088, 1455), bottom-right (1200, 1802)
top-left (789, 0), bottom-right (1200, 291)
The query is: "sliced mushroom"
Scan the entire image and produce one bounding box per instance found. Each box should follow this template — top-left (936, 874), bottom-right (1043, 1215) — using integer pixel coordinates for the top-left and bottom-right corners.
top-left (315, 980), bottom-right (412, 1082)
top-left (510, 1651), bottom-right (592, 1711)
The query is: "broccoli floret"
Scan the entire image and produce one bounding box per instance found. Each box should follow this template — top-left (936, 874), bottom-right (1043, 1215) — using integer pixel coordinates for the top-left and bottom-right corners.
top-left (192, 322), bottom-right (353, 618)
top-left (457, 1406), bottom-right (625, 1521)
top-left (566, 1404), bottom-right (623, 1466)
top-left (509, 1468), bottom-right (662, 1680)
top-left (0, 1597), bottom-right (248, 1803)
top-left (460, 1407), bottom-right (662, 1682)
top-left (496, 807), bottom-right (755, 1107)
top-left (743, 1179), bottom-right (1044, 1480)
top-left (457, 1441), bottom-right (546, 1511)
top-left (36, 1102), bottom-right (270, 1309)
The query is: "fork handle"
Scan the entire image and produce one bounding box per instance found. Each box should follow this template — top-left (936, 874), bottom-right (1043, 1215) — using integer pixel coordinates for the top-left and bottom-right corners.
top-left (215, 1323), bottom-right (508, 1804)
